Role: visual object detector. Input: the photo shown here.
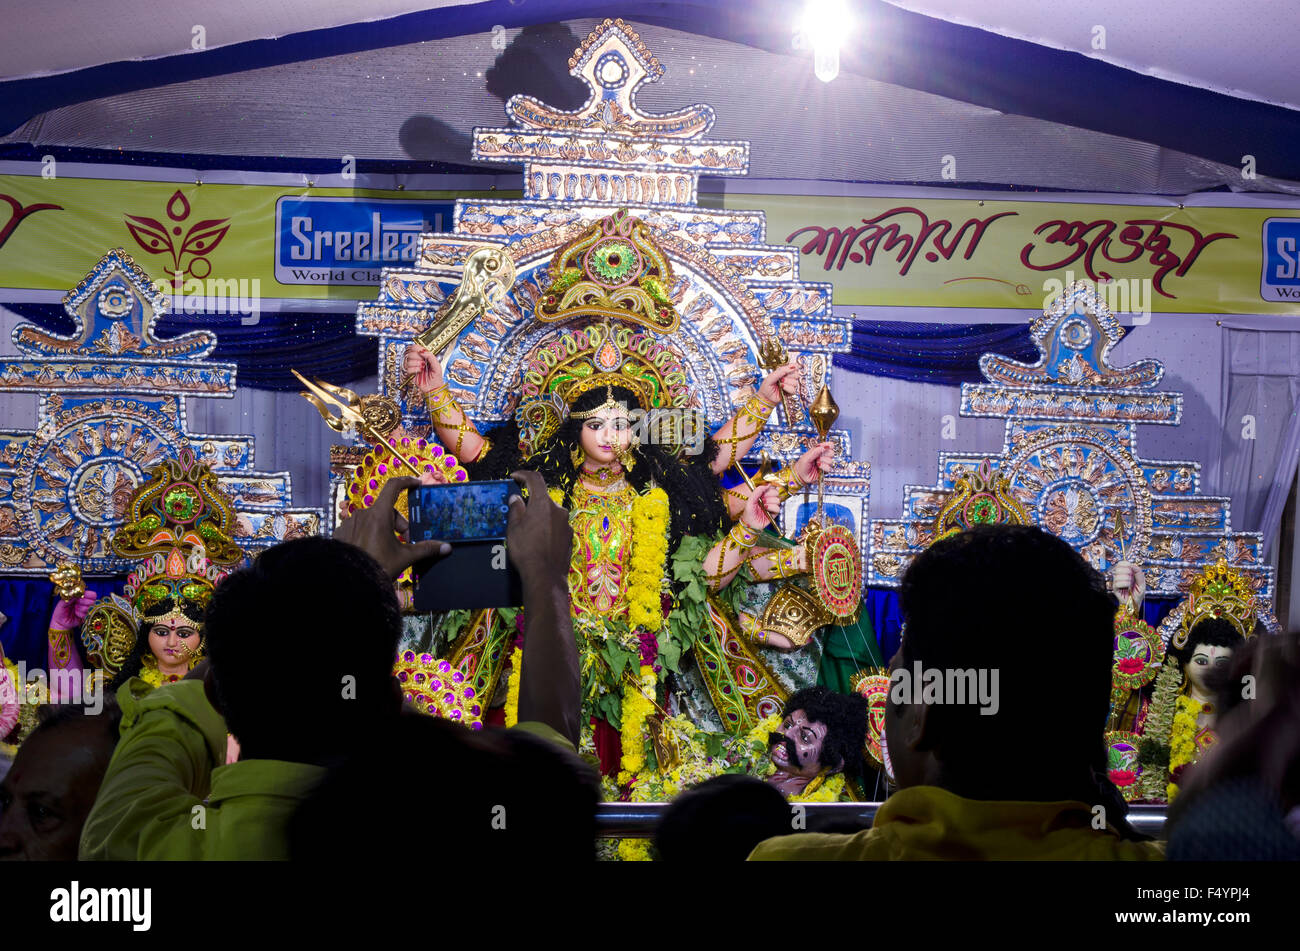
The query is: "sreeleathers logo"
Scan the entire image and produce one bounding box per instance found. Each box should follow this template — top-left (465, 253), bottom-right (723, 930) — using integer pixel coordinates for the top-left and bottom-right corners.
top-left (1261, 217), bottom-right (1300, 302)
top-left (274, 197), bottom-right (453, 286)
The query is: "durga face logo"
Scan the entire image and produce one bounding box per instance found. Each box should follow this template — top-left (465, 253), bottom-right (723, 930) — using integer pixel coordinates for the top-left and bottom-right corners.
top-left (124, 189), bottom-right (231, 288)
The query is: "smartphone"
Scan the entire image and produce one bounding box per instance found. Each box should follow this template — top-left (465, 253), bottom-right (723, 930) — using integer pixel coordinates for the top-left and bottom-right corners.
top-left (407, 479), bottom-right (514, 543)
top-left (407, 480), bottom-right (521, 611)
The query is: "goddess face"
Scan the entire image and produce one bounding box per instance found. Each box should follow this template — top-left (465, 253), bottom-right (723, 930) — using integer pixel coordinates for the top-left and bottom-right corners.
top-left (148, 617), bottom-right (201, 676)
top-left (768, 708), bottom-right (828, 778)
top-left (1184, 643), bottom-right (1233, 697)
top-left (578, 409), bottom-right (632, 467)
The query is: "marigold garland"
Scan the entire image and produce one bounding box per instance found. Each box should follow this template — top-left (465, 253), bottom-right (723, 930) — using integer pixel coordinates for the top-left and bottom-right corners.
top-left (619, 664), bottom-right (658, 777)
top-left (1167, 693), bottom-right (1202, 802)
top-left (617, 838), bottom-right (654, 861)
top-left (504, 646), bottom-right (523, 727)
top-left (628, 488), bottom-right (670, 632)
top-left (791, 773), bottom-right (847, 803)
top-left (138, 656), bottom-right (184, 690)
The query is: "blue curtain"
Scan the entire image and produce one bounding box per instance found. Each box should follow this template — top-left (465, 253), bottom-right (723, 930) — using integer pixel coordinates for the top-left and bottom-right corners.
top-left (8, 304), bottom-right (375, 391)
top-left (8, 309), bottom-right (1118, 392)
top-left (0, 577), bottom-right (127, 669)
top-left (832, 319), bottom-right (1043, 386)
top-left (863, 588), bottom-right (1181, 664)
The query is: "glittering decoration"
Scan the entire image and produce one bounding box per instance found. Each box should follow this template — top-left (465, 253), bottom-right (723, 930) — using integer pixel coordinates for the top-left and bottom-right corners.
top-left (0, 249), bottom-right (321, 574)
top-left (870, 281), bottom-right (1274, 600)
top-left (353, 17), bottom-right (855, 478)
top-left (1104, 731), bottom-right (1144, 802)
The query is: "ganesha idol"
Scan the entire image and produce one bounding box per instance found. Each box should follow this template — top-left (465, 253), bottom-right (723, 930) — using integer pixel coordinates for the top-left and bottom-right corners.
top-left (344, 210), bottom-right (873, 782)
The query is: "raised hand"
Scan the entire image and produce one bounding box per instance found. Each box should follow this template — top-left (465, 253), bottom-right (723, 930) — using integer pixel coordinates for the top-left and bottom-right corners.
top-left (506, 469), bottom-right (573, 591)
top-left (334, 476), bottom-right (451, 580)
top-left (758, 361), bottom-right (801, 404)
top-left (403, 344), bottom-right (445, 395)
top-left (794, 441), bottom-right (835, 483)
top-left (51, 590), bottom-right (98, 630)
top-left (1111, 560), bottom-right (1147, 609)
top-left (743, 484), bottom-right (781, 531)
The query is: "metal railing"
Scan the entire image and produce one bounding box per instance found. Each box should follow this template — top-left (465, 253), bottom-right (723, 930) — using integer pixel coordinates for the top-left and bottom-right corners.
top-left (596, 802), bottom-right (1169, 838)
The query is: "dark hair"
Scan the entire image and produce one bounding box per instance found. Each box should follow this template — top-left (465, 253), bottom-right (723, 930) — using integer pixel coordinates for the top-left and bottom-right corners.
top-left (654, 774), bottom-right (791, 861)
top-left (898, 524), bottom-right (1116, 801)
top-left (204, 536), bottom-right (402, 764)
top-left (468, 384), bottom-right (728, 552)
top-left (27, 698), bottom-right (122, 751)
top-left (290, 713), bottom-right (600, 862)
top-left (1168, 617), bottom-right (1245, 669)
top-left (782, 685), bottom-right (868, 777)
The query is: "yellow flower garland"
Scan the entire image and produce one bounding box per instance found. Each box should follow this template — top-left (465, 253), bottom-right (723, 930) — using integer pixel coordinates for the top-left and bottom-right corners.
top-left (617, 838), bottom-right (654, 861)
top-left (746, 713), bottom-right (783, 752)
top-left (1167, 693), bottom-right (1202, 802)
top-left (619, 664), bottom-right (658, 779)
top-left (791, 773), bottom-right (847, 803)
top-left (503, 646), bottom-right (523, 727)
top-left (627, 488), bottom-right (670, 632)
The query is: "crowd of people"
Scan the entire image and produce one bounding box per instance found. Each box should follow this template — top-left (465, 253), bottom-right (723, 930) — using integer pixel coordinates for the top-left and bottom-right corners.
top-left (1, 470), bottom-right (1297, 862)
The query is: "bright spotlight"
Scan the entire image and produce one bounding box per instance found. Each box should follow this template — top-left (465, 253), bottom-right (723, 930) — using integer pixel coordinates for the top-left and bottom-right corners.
top-left (799, 0), bottom-right (853, 83)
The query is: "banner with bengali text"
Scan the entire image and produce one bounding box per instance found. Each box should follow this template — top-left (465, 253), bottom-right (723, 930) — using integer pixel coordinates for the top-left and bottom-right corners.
top-left (1, 167), bottom-right (1299, 315)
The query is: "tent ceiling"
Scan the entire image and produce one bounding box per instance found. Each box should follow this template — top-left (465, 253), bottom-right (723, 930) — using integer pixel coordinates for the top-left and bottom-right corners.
top-left (887, 0), bottom-right (1299, 111)
top-left (2, 2), bottom-right (1296, 191)
top-left (0, 0), bottom-right (465, 80)
top-left (4, 18), bottom-right (1291, 195)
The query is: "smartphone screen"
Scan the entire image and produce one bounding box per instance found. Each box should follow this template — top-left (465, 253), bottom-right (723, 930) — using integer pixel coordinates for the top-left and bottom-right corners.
top-left (407, 480), bottom-right (513, 543)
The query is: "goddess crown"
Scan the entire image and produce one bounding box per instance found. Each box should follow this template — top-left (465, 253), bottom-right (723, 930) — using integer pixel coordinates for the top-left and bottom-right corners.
top-left (110, 447), bottom-right (243, 625)
top-left (1171, 559), bottom-right (1258, 649)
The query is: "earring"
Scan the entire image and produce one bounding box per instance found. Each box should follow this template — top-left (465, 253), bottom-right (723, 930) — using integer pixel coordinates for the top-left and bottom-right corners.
top-left (618, 444), bottom-right (636, 472)
top-left (570, 446), bottom-right (584, 470)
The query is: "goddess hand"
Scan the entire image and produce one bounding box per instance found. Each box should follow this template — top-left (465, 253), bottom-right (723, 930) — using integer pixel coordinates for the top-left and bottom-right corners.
top-left (1111, 560), bottom-right (1146, 609)
top-left (51, 590), bottom-right (97, 630)
top-left (758, 362), bottom-right (800, 404)
top-left (743, 484), bottom-right (781, 531)
top-left (403, 344), bottom-right (445, 394)
top-left (794, 441), bottom-right (834, 484)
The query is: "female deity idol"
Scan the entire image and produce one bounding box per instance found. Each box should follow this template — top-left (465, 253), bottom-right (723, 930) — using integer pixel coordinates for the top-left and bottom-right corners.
top-left (100, 448), bottom-right (244, 692)
top-left (1133, 560), bottom-right (1258, 802)
top-left (397, 215), bottom-right (843, 775)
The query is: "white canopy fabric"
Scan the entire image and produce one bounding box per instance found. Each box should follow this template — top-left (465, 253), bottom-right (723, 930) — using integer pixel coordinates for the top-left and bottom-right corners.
top-left (3, 16), bottom-right (1295, 194)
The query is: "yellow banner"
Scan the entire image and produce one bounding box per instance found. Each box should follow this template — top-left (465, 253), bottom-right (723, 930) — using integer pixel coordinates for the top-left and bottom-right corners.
top-left (0, 173), bottom-right (500, 300)
top-left (729, 193), bottom-right (1300, 314)
top-left (2, 171), bottom-right (1299, 315)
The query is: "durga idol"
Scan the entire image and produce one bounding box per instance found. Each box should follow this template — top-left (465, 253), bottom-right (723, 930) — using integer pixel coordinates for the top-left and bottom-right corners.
top-left (400, 210), bottom-right (839, 774)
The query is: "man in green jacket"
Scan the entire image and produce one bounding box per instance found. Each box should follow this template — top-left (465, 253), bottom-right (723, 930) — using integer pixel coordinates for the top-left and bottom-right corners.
top-left (81, 471), bottom-right (576, 860)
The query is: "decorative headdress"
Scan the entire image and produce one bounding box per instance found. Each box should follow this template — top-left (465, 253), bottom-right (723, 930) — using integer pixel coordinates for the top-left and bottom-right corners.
top-left (1171, 559), bottom-right (1257, 650)
top-left (109, 447), bottom-right (244, 629)
top-left (538, 208), bottom-right (679, 332)
top-left (931, 458), bottom-right (1029, 545)
top-left (513, 320), bottom-right (692, 456)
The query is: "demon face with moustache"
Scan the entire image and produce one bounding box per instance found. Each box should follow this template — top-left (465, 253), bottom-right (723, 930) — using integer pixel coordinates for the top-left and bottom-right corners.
top-left (766, 686), bottom-right (868, 798)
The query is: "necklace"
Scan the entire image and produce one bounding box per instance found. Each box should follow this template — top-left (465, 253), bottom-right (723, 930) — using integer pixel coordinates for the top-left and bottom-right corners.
top-left (581, 464), bottom-right (624, 487)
